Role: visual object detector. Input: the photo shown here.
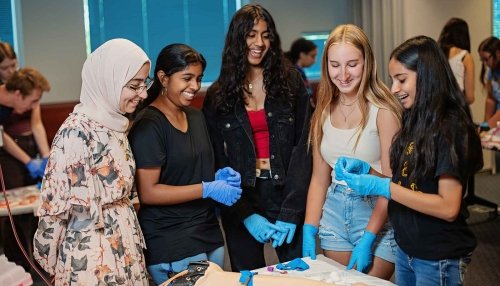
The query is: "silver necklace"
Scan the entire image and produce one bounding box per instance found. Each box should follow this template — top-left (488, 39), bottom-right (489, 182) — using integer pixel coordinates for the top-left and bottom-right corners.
top-left (339, 105), bottom-right (356, 122)
top-left (339, 95), bottom-right (359, 106)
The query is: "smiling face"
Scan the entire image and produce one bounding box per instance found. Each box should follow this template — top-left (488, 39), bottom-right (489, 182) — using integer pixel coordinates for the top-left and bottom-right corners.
top-left (119, 62), bottom-right (150, 113)
top-left (327, 42), bottom-right (364, 97)
top-left (163, 63), bottom-right (203, 107)
top-left (246, 19), bottom-right (270, 67)
top-left (388, 57), bottom-right (417, 109)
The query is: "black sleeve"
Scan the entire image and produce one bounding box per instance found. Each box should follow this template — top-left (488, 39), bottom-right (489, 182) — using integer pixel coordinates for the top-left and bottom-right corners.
top-left (278, 69), bottom-right (313, 224)
top-left (128, 114), bottom-right (166, 168)
top-left (434, 132), bottom-right (466, 185)
top-left (202, 85), bottom-right (256, 224)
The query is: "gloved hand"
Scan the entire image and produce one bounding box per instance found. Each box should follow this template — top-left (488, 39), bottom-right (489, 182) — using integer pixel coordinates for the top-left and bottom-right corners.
top-left (26, 159), bottom-right (43, 179)
top-left (302, 224), bottom-right (318, 259)
top-left (202, 180), bottom-right (242, 206)
top-left (215, 167), bottom-right (241, 187)
top-left (347, 230), bottom-right (377, 273)
top-left (243, 214), bottom-right (284, 244)
top-left (341, 172), bottom-right (391, 199)
top-left (335, 157), bottom-right (371, 182)
top-left (271, 220), bottom-right (297, 248)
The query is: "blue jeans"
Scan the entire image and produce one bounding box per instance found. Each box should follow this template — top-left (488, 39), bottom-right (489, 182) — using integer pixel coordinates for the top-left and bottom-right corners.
top-left (396, 246), bottom-right (471, 286)
top-left (147, 246), bottom-right (224, 285)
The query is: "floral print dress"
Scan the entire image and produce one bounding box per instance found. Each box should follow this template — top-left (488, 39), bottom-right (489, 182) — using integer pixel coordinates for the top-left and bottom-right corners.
top-left (34, 113), bottom-right (148, 285)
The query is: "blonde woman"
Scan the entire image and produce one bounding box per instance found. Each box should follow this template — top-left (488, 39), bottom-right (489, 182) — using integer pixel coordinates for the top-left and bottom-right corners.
top-left (303, 24), bottom-right (402, 280)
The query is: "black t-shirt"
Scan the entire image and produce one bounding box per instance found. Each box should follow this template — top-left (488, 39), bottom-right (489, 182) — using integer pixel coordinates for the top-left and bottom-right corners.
top-left (389, 133), bottom-right (476, 260)
top-left (128, 106), bottom-right (223, 265)
top-left (0, 105), bottom-right (13, 124)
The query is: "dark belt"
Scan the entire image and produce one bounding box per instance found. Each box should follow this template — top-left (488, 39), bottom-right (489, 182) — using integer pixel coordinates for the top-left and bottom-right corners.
top-left (256, 169), bottom-right (272, 180)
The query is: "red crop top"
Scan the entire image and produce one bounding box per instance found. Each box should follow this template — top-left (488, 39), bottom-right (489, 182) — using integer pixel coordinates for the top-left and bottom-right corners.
top-left (247, 109), bottom-right (270, 158)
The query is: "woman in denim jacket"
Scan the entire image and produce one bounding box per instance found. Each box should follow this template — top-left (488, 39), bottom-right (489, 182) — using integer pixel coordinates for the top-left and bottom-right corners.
top-left (202, 4), bottom-right (312, 271)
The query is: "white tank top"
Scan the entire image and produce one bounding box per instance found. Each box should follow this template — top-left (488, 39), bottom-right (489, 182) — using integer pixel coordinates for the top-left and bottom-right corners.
top-left (320, 104), bottom-right (382, 184)
top-left (449, 49), bottom-right (467, 91)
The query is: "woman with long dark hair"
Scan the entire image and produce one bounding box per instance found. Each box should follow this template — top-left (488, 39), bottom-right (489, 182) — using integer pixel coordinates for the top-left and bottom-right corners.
top-left (202, 4), bottom-right (312, 271)
top-left (478, 36), bottom-right (500, 128)
top-left (336, 36), bottom-right (482, 285)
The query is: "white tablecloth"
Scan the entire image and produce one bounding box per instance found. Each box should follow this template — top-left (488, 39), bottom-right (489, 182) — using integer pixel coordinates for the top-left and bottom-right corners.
top-left (254, 255), bottom-right (395, 285)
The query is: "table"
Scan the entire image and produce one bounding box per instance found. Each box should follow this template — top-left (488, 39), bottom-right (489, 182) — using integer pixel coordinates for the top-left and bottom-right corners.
top-left (0, 185), bottom-right (40, 217)
top-left (254, 255), bottom-right (395, 285)
top-left (468, 130), bottom-right (500, 217)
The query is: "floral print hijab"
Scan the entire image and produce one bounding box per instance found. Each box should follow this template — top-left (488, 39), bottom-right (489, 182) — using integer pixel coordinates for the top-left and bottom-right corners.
top-left (73, 38), bottom-right (150, 132)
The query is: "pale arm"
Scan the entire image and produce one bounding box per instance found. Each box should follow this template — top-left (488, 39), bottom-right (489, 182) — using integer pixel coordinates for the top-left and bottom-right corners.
top-left (2, 133), bottom-right (31, 164)
top-left (31, 105), bottom-right (50, 157)
top-left (462, 53), bottom-right (475, 104)
top-left (135, 167), bottom-right (203, 205)
top-left (365, 108), bottom-right (399, 234)
top-left (304, 143), bottom-right (332, 226)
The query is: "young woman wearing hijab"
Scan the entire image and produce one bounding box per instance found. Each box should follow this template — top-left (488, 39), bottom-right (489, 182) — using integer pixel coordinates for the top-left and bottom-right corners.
top-left (33, 38), bottom-right (151, 285)
top-left (202, 4), bottom-right (312, 271)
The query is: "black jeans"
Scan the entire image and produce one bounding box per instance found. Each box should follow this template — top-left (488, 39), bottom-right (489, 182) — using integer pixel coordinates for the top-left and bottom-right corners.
top-left (221, 178), bottom-right (303, 271)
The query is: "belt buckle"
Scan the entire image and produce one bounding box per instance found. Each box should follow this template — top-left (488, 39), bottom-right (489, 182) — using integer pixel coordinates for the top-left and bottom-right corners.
top-left (256, 169), bottom-right (271, 179)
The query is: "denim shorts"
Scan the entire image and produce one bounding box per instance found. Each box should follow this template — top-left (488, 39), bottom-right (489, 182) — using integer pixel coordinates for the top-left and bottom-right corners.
top-left (395, 246), bottom-right (472, 285)
top-left (319, 182), bottom-right (396, 263)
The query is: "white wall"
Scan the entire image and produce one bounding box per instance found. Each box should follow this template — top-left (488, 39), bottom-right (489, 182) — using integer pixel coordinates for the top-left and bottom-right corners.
top-left (19, 0), bottom-right (86, 104)
top-left (251, 0), bottom-right (354, 49)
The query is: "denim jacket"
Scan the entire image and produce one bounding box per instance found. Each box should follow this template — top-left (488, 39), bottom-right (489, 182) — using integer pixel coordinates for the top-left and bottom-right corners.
top-left (202, 70), bottom-right (312, 224)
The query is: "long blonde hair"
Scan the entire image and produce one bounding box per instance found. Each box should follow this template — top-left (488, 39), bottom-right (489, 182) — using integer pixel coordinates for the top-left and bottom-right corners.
top-left (309, 24), bottom-right (402, 151)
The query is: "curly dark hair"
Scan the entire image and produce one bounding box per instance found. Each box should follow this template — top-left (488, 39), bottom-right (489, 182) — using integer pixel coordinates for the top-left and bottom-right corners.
top-left (389, 36), bottom-right (482, 183)
top-left (210, 4), bottom-right (293, 114)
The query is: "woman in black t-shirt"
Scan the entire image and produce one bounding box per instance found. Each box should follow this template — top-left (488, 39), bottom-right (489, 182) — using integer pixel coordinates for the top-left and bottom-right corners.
top-left (128, 44), bottom-right (242, 285)
top-left (334, 36), bottom-right (482, 286)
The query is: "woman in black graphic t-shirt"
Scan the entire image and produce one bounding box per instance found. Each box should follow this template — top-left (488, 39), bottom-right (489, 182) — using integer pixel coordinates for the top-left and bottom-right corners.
top-left (335, 36), bottom-right (482, 286)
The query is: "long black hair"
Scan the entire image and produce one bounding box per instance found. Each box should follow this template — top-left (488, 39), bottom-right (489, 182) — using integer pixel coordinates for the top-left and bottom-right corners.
top-left (389, 36), bottom-right (482, 183)
top-left (210, 4), bottom-right (293, 114)
top-left (437, 18), bottom-right (471, 57)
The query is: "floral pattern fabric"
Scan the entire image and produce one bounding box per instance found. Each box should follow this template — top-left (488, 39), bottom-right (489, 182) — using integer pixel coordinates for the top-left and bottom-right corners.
top-left (34, 113), bottom-right (148, 285)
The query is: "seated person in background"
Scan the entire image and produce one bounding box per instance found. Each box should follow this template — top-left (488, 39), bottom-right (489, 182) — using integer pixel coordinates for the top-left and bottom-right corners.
top-left (478, 36), bottom-right (500, 128)
top-left (285, 38), bottom-right (318, 105)
top-left (0, 42), bottom-right (51, 188)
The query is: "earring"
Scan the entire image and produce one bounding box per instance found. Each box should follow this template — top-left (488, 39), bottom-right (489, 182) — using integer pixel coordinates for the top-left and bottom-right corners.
top-left (161, 87), bottom-right (167, 96)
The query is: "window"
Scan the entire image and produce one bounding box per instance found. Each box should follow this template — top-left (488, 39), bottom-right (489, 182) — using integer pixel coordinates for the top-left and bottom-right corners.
top-left (0, 0), bottom-right (14, 45)
top-left (85, 0), bottom-right (241, 83)
top-left (302, 32), bottom-right (329, 80)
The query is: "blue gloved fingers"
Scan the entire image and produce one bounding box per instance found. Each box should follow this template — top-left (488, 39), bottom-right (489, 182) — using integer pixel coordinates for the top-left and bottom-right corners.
top-left (202, 181), bottom-right (242, 206)
top-left (346, 230), bottom-right (376, 273)
top-left (302, 224), bottom-right (318, 259)
top-left (215, 167), bottom-right (241, 187)
top-left (26, 159), bottom-right (43, 179)
top-left (286, 226), bottom-right (296, 244)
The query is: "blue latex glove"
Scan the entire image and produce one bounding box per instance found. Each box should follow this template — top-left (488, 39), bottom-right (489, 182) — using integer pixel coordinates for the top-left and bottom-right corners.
top-left (335, 157), bottom-right (371, 182)
top-left (215, 167), bottom-right (241, 187)
top-left (271, 220), bottom-right (297, 248)
top-left (202, 180), bottom-right (242, 206)
top-left (347, 230), bottom-right (377, 273)
top-left (276, 258), bottom-right (310, 271)
top-left (341, 171), bottom-right (391, 199)
top-left (302, 224), bottom-right (318, 259)
top-left (243, 214), bottom-right (284, 244)
top-left (26, 159), bottom-right (43, 179)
